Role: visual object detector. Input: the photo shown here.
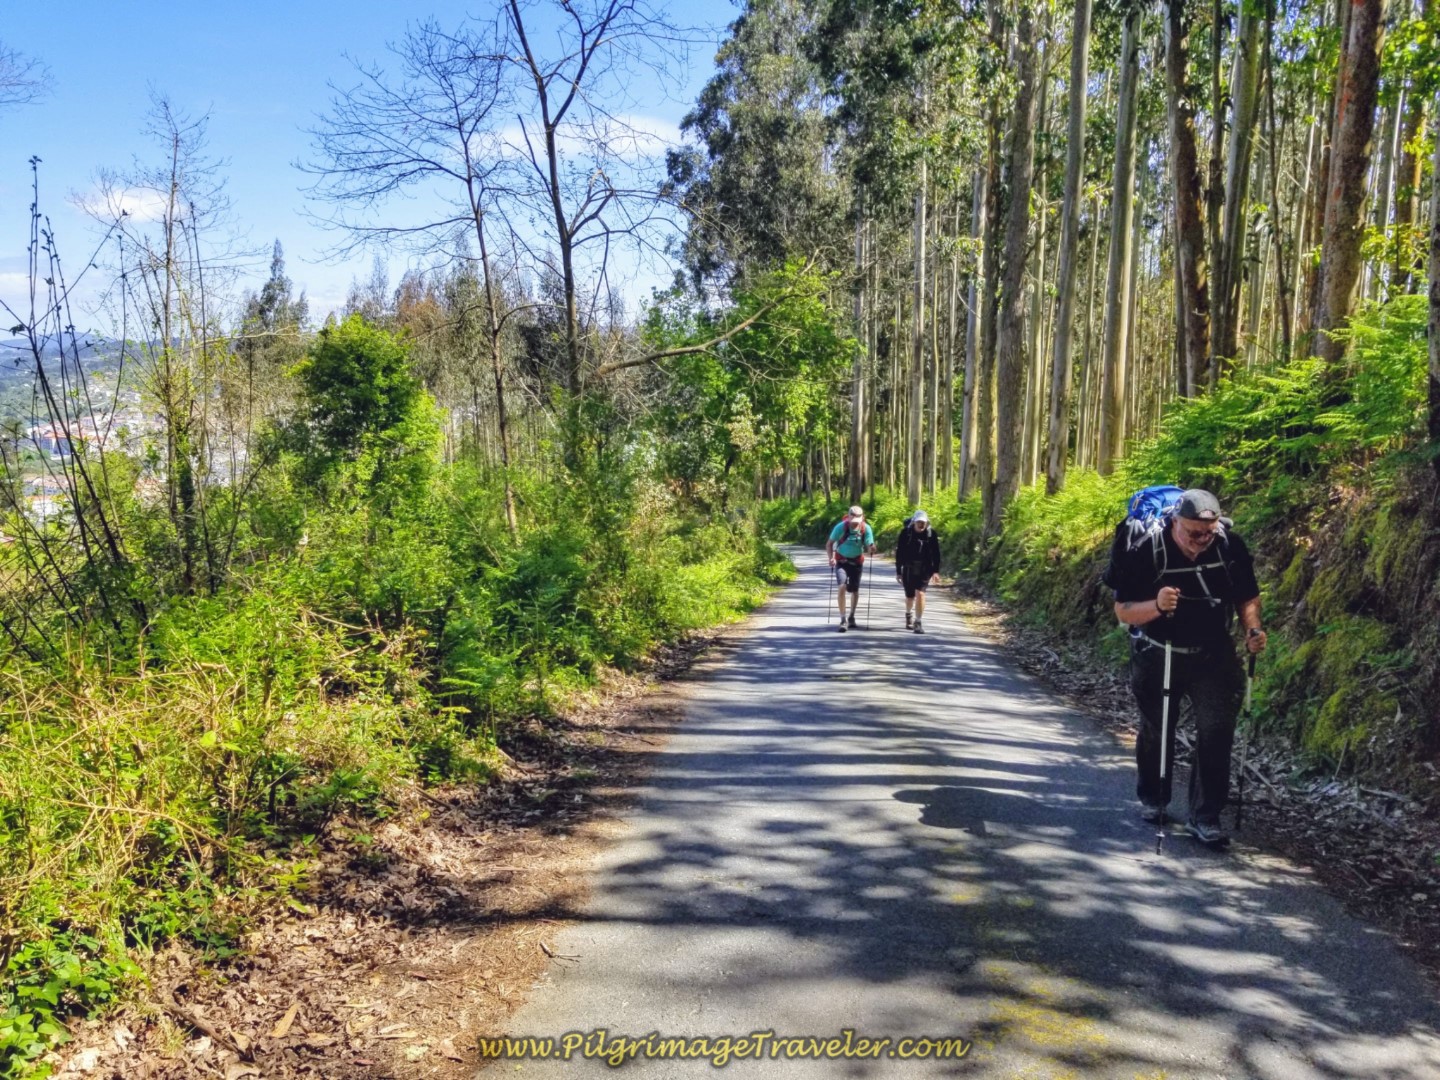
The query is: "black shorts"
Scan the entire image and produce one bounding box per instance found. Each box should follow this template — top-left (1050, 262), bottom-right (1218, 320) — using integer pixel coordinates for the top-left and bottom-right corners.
top-left (899, 568), bottom-right (931, 598)
top-left (835, 559), bottom-right (863, 592)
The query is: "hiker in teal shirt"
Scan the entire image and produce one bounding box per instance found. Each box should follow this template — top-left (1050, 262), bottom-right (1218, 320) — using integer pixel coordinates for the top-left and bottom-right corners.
top-left (826, 505), bottom-right (875, 632)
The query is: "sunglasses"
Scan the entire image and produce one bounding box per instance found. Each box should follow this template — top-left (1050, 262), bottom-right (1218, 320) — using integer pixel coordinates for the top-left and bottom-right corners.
top-left (1179, 523), bottom-right (1219, 544)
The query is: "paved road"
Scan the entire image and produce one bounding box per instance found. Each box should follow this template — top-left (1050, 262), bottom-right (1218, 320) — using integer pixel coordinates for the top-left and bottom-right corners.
top-left (490, 548), bottom-right (1440, 1078)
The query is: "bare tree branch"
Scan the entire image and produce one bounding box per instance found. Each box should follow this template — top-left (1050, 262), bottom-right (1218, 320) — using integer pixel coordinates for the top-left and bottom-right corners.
top-left (0, 43), bottom-right (50, 110)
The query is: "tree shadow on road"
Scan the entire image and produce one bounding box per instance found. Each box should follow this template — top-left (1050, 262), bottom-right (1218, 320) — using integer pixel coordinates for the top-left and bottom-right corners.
top-left (507, 551), bottom-right (1440, 1078)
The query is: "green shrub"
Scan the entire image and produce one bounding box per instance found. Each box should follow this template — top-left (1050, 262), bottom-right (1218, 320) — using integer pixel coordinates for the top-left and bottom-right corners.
top-left (0, 934), bottom-right (141, 1077)
top-left (760, 296), bottom-right (1436, 779)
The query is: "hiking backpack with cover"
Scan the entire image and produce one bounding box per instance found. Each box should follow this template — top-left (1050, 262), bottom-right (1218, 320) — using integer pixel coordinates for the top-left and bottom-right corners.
top-left (1101, 484), bottom-right (1235, 618)
top-left (1100, 485), bottom-right (1182, 589)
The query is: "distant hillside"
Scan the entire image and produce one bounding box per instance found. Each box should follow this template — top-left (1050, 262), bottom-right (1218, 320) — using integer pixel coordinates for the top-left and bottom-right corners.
top-left (0, 335), bottom-right (120, 384)
top-left (0, 336), bottom-right (128, 422)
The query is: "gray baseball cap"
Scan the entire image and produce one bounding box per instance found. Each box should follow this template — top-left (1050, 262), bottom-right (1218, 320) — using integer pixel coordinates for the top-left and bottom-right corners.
top-left (1177, 488), bottom-right (1222, 521)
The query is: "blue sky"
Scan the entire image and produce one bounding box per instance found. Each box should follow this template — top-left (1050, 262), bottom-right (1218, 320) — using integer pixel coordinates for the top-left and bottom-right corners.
top-left (0, 0), bottom-right (730, 328)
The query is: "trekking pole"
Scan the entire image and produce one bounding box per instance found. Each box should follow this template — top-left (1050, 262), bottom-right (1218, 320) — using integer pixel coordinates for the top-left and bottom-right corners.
top-left (1156, 639), bottom-right (1173, 855)
top-left (865, 554), bottom-right (873, 630)
top-left (826, 558), bottom-right (834, 626)
top-left (1235, 648), bottom-right (1257, 831)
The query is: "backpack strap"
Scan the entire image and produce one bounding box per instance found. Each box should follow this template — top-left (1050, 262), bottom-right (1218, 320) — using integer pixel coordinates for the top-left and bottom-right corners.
top-left (1153, 526), bottom-right (1236, 611)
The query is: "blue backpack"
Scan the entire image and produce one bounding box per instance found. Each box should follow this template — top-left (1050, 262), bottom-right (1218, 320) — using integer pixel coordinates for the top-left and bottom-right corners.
top-left (1126, 485), bottom-right (1185, 526)
top-left (1101, 485), bottom-right (1229, 589)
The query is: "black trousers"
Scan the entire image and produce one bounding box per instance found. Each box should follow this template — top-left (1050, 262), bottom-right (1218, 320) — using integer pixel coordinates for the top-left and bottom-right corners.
top-left (1130, 637), bottom-right (1245, 823)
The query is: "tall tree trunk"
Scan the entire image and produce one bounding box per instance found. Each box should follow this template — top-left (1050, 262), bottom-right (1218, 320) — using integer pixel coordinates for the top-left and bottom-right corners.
top-left (1098, 3), bottom-right (1140, 474)
top-left (1313, 0), bottom-right (1386, 366)
top-left (890, 293), bottom-right (902, 488)
top-left (1024, 57), bottom-right (1053, 488)
top-left (1165, 0), bottom-right (1212, 398)
top-left (1213, 1), bottom-right (1262, 377)
top-left (928, 209), bottom-right (943, 495)
top-left (1369, 86), bottom-right (1402, 300)
top-left (1428, 102), bottom-right (1440, 469)
top-left (1046, 0), bottom-right (1092, 495)
top-left (1303, 0), bottom-right (1351, 336)
top-left (1391, 89), bottom-right (1426, 293)
top-left (942, 198), bottom-right (959, 491)
top-left (978, 47), bottom-right (1005, 526)
top-left (1291, 112), bottom-right (1319, 347)
top-left (1246, 227), bottom-right (1270, 368)
top-left (469, 208), bottom-right (519, 539)
top-left (1206, 0), bottom-right (1227, 292)
top-left (908, 161), bottom-right (928, 505)
top-left (1124, 179), bottom-right (1145, 438)
top-left (850, 200), bottom-right (867, 502)
top-left (989, 4), bottom-right (1039, 534)
top-left (1078, 192), bottom-right (1103, 468)
top-left (1263, 0), bottom-right (1295, 360)
top-left (1025, 196), bottom-right (1048, 487)
top-left (960, 168), bottom-right (987, 497)
top-left (1393, 0), bottom-right (1429, 294)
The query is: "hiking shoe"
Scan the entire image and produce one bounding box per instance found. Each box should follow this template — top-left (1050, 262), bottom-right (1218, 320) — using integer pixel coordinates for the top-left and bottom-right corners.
top-left (837, 620), bottom-right (848, 633)
top-left (905, 612), bottom-right (913, 629)
top-left (847, 615), bottom-right (858, 628)
top-left (1185, 820), bottom-right (1229, 846)
top-left (1139, 803), bottom-right (1165, 824)
top-left (913, 618), bottom-right (924, 634)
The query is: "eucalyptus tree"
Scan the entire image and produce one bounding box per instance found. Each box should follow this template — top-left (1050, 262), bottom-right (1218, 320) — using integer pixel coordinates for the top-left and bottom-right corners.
top-left (1045, 0), bottom-right (1094, 494)
top-left (1386, 0), bottom-right (1436, 295)
top-left (1312, 0), bottom-right (1386, 366)
top-left (670, 0), bottom-right (848, 287)
top-left (810, 0), bottom-right (988, 503)
top-left (1211, 0), bottom-right (1262, 375)
top-left (1431, 112), bottom-right (1440, 463)
top-left (1098, 0), bottom-right (1142, 473)
top-left (1163, 0), bottom-right (1210, 397)
top-left (235, 242), bottom-right (308, 424)
top-left (988, 1), bottom-right (1041, 532)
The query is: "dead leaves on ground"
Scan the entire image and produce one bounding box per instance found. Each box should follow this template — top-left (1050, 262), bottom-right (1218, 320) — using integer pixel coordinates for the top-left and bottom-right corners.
top-left (46, 636), bottom-right (716, 1079)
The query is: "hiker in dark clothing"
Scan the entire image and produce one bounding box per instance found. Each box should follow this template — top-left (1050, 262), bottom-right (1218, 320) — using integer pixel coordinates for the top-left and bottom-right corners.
top-left (1108, 489), bottom-right (1268, 846)
top-left (895, 510), bottom-right (942, 633)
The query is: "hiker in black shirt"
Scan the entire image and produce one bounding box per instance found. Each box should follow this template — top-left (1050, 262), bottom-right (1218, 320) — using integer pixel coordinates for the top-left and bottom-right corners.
top-left (895, 510), bottom-right (942, 632)
top-left (1109, 489), bottom-right (1267, 846)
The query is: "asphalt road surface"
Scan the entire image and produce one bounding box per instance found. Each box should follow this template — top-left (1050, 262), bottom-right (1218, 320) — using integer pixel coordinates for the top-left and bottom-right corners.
top-left (489, 547), bottom-right (1440, 1078)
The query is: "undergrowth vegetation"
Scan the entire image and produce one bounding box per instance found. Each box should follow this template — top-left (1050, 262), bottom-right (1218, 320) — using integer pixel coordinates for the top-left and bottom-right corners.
top-left (0, 317), bottom-right (791, 1075)
top-left (766, 297), bottom-right (1440, 793)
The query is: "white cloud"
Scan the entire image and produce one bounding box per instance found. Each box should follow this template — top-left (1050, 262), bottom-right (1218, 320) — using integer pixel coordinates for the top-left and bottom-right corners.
top-left (73, 185), bottom-right (174, 223)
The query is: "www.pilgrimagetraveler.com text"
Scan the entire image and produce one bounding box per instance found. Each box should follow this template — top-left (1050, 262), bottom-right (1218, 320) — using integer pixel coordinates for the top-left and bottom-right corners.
top-left (476, 1029), bottom-right (972, 1067)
